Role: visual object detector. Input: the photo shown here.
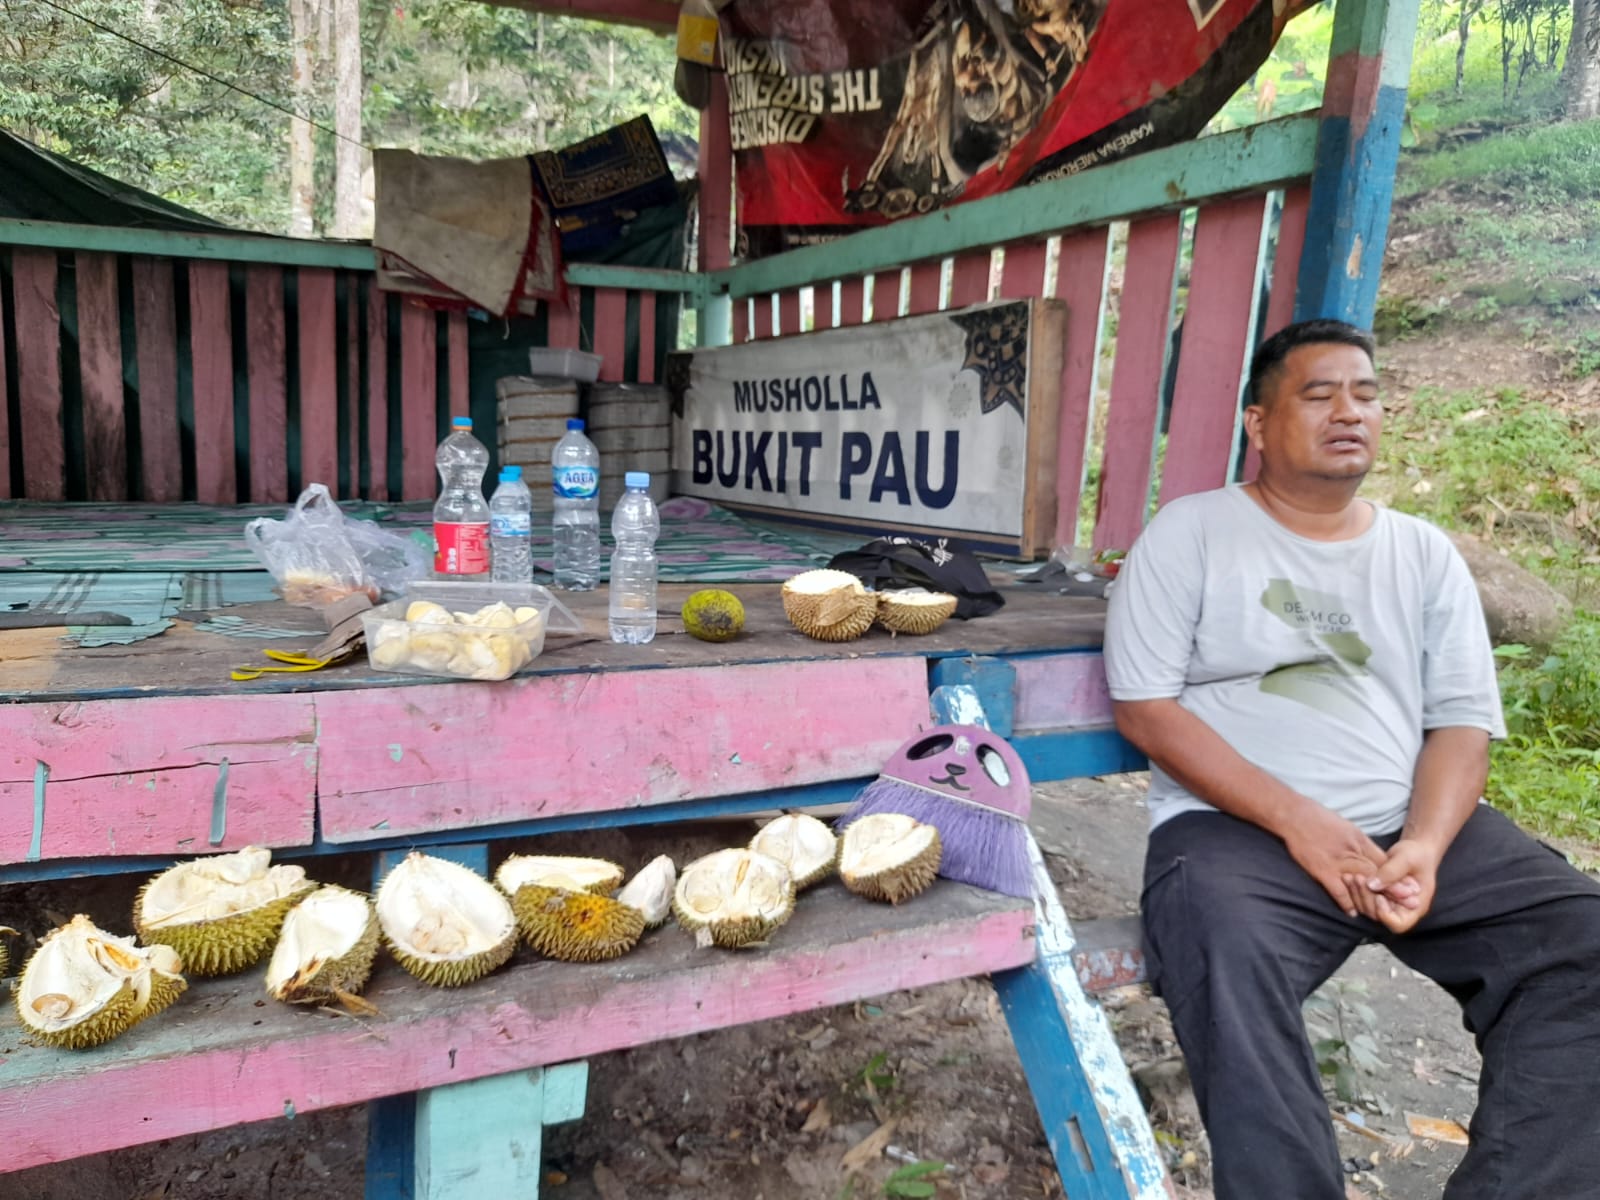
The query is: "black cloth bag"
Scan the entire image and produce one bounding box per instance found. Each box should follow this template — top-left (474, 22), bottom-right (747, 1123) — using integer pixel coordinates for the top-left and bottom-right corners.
top-left (826, 537), bottom-right (1005, 619)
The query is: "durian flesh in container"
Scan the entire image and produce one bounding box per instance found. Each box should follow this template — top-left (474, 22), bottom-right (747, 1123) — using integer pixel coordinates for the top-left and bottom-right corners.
top-left (376, 852), bottom-right (517, 987)
top-left (496, 855), bottom-right (643, 962)
top-left (616, 855), bottom-right (677, 927)
top-left (16, 914), bottom-right (187, 1049)
top-left (673, 848), bottom-right (795, 949)
top-left (135, 846), bottom-right (315, 976)
top-left (839, 813), bottom-right (943, 904)
top-left (362, 582), bottom-right (582, 681)
top-left (749, 814), bottom-right (838, 890)
top-left (266, 885), bottom-right (380, 1004)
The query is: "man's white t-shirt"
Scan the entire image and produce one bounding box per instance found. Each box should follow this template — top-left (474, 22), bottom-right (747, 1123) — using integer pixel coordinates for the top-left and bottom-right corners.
top-left (1104, 486), bottom-right (1506, 835)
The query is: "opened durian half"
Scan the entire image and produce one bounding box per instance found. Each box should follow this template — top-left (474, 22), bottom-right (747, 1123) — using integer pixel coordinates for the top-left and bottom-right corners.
top-left (673, 848), bottom-right (795, 949)
top-left (616, 855), bottom-right (677, 928)
top-left (266, 886), bottom-right (380, 1004)
top-left (16, 915), bottom-right (187, 1049)
top-left (495, 855), bottom-right (624, 897)
top-left (749, 814), bottom-right (838, 890)
top-left (876, 588), bottom-right (958, 635)
top-left (135, 846), bottom-right (315, 976)
top-left (0, 926), bottom-right (16, 979)
top-left (376, 853), bottom-right (517, 987)
top-left (839, 813), bottom-right (942, 904)
top-left (781, 569), bottom-right (878, 642)
top-left (496, 855), bottom-right (642, 962)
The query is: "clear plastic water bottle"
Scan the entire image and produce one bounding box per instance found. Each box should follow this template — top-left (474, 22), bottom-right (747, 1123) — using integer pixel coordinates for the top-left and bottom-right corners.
top-left (551, 418), bottom-right (600, 591)
top-left (489, 465), bottom-right (533, 583)
top-left (433, 416), bottom-right (490, 577)
top-left (609, 472), bottom-right (660, 645)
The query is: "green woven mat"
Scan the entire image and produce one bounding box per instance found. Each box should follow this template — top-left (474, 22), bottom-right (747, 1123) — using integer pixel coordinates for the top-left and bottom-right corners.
top-left (0, 498), bottom-right (831, 582)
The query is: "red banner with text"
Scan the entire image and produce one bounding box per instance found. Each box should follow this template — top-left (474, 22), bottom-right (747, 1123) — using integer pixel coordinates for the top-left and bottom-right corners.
top-left (724, 0), bottom-right (1313, 257)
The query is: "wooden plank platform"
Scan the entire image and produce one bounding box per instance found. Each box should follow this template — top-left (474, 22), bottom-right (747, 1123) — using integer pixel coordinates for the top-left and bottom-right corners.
top-left (0, 583), bottom-right (1108, 704)
top-left (0, 878), bottom-right (1036, 1174)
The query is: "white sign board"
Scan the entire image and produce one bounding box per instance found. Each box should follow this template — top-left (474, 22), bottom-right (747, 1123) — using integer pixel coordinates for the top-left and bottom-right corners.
top-left (668, 299), bottom-right (1064, 557)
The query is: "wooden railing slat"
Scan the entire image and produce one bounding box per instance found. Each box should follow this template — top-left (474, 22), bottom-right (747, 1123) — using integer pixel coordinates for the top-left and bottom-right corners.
top-left (13, 249), bottom-right (65, 500)
top-left (1092, 213), bottom-right (1182, 554)
top-left (399, 303), bottom-right (437, 501)
top-left (637, 292), bottom-right (658, 383)
top-left (999, 241), bottom-right (1049, 301)
top-left (593, 290), bottom-right (627, 382)
top-left (189, 259), bottom-right (236, 504)
top-left (0, 254), bottom-right (10, 498)
top-left (814, 281), bottom-right (836, 332)
top-left (298, 268), bottom-right (339, 494)
top-left (447, 310), bottom-right (470, 422)
top-left (907, 261), bottom-right (941, 316)
top-left (244, 266), bottom-right (289, 503)
top-left (778, 289), bottom-right (802, 337)
top-left (950, 251), bottom-right (990, 309)
top-left (366, 283), bottom-right (391, 502)
top-left (871, 271), bottom-right (900, 324)
top-left (838, 279), bottom-right (865, 328)
top-left (1160, 195), bottom-right (1271, 505)
top-left (131, 258), bottom-right (181, 503)
top-left (75, 252), bottom-right (127, 502)
top-left (1051, 228), bottom-right (1113, 551)
top-left (546, 292), bottom-right (581, 350)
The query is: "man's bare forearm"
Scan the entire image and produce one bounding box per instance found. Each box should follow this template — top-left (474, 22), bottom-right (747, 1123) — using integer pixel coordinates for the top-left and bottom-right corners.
top-left (1402, 726), bottom-right (1489, 856)
top-left (1112, 697), bottom-right (1321, 839)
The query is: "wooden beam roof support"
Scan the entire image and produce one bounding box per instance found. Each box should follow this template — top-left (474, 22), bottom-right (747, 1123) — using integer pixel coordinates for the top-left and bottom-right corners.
top-left (1294, 0), bottom-right (1421, 327)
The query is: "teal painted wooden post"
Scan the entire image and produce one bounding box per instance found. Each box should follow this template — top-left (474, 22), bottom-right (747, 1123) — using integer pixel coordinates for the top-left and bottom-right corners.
top-left (1294, 0), bottom-right (1421, 327)
top-left (925, 686), bottom-right (1166, 1200)
top-left (366, 843), bottom-right (492, 1200)
top-left (414, 1063), bottom-right (589, 1200)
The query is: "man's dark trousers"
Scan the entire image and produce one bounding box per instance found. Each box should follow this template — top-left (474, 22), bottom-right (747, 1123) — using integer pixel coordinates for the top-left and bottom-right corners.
top-left (1141, 805), bottom-right (1600, 1200)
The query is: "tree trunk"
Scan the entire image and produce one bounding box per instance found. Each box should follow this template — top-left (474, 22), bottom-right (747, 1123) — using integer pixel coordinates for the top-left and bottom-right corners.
top-left (1456, 5), bottom-right (1472, 96)
top-left (288, 0), bottom-right (317, 238)
top-left (331, 0), bottom-right (365, 238)
top-left (1565, 0), bottom-right (1600, 120)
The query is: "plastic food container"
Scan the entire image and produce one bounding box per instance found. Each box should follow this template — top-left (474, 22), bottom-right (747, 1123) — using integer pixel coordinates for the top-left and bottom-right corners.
top-left (527, 347), bottom-right (602, 383)
top-left (361, 581), bottom-right (584, 681)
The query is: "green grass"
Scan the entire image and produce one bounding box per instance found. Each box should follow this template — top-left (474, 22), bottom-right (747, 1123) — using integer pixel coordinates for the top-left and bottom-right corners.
top-left (1371, 388), bottom-right (1600, 842)
top-left (1398, 116), bottom-right (1600, 201)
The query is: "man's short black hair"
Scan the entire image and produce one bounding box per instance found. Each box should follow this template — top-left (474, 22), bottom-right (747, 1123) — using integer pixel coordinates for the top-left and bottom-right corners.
top-left (1247, 318), bottom-right (1376, 407)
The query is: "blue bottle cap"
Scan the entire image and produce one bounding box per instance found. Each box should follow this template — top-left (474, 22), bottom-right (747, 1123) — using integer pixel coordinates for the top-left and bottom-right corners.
top-left (500, 466), bottom-right (522, 481)
top-left (625, 471), bottom-right (650, 488)
top-left (452, 416), bottom-right (473, 428)
top-left (567, 418), bottom-right (585, 431)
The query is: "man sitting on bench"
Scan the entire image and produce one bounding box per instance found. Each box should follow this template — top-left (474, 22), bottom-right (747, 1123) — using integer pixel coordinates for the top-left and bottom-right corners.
top-left (1104, 318), bottom-right (1600, 1199)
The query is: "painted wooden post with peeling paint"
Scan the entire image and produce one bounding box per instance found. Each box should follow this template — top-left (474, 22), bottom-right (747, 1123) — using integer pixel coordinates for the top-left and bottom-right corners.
top-left (929, 686), bottom-right (1169, 1198)
top-left (1295, 0), bottom-right (1420, 326)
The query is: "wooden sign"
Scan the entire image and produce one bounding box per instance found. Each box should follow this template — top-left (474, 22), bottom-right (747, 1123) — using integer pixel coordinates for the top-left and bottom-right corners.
top-left (668, 298), bottom-right (1064, 557)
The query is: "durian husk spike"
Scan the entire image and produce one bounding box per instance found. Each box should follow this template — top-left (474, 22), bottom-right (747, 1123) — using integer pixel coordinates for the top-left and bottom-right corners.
top-left (267, 885), bottom-right (381, 1005)
top-left (494, 855), bottom-right (625, 898)
top-left (376, 853), bottom-right (518, 988)
top-left (839, 813), bottom-right (942, 905)
top-left (508, 884), bottom-right (646, 962)
top-left (134, 846), bottom-right (315, 977)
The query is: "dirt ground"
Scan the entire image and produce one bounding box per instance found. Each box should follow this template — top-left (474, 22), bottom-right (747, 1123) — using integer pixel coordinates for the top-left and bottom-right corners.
top-left (7, 775), bottom-right (1500, 1200)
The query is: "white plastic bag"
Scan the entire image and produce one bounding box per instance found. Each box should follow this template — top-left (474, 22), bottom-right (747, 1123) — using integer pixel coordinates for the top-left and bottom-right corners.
top-left (245, 484), bottom-right (428, 607)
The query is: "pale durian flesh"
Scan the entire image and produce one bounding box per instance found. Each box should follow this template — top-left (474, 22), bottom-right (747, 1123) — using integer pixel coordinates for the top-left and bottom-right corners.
top-left (495, 855), bottom-right (624, 897)
top-left (616, 855), bottom-right (677, 927)
top-left (780, 569), bottom-right (878, 642)
top-left (266, 886), bottom-right (380, 1004)
top-left (876, 588), bottom-right (958, 635)
top-left (376, 853), bottom-right (517, 987)
top-left (673, 849), bottom-right (795, 949)
top-left (135, 846), bottom-right (315, 976)
top-left (372, 601), bottom-right (544, 680)
top-left (749, 814), bottom-right (838, 890)
top-left (839, 814), bottom-right (942, 904)
top-left (16, 914), bottom-right (188, 1049)
top-left (508, 886), bottom-right (646, 962)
